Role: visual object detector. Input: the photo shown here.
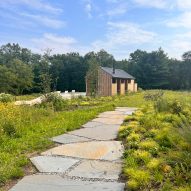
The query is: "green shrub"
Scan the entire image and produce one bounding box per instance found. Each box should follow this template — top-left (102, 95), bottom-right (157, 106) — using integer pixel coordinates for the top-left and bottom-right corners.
top-left (146, 158), bottom-right (161, 170)
top-left (170, 100), bottom-right (183, 114)
top-left (124, 168), bottom-right (151, 186)
top-left (133, 150), bottom-right (151, 163)
top-left (127, 179), bottom-right (139, 190)
top-left (154, 98), bottom-right (170, 112)
top-left (139, 140), bottom-right (159, 155)
top-left (127, 132), bottom-right (141, 142)
top-left (0, 93), bottom-right (14, 103)
top-left (40, 93), bottom-right (70, 111)
top-left (144, 91), bottom-right (164, 101)
top-left (2, 121), bottom-right (16, 137)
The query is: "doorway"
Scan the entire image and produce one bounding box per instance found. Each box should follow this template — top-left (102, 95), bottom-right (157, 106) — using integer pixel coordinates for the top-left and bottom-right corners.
top-left (117, 79), bottom-right (120, 94)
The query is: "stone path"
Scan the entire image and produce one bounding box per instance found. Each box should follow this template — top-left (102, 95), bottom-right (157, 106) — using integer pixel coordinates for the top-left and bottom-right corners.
top-left (10, 107), bottom-right (136, 191)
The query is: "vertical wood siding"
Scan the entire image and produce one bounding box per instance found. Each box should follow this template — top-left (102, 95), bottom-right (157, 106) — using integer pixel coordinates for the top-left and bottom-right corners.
top-left (98, 68), bottom-right (112, 96)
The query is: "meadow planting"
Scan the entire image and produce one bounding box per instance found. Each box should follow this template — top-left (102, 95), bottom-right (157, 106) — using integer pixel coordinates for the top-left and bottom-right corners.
top-left (0, 91), bottom-right (191, 190)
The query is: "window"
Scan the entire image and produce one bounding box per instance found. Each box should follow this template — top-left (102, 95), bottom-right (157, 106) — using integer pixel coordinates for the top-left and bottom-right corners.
top-left (121, 79), bottom-right (125, 83)
top-left (112, 78), bottom-right (116, 83)
top-left (128, 79), bottom-right (131, 83)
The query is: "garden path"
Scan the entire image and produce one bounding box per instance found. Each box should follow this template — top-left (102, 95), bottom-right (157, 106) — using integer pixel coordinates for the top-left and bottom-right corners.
top-left (10, 107), bottom-right (136, 191)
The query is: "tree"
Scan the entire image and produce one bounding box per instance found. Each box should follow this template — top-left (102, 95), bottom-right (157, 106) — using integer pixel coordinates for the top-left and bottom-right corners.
top-left (0, 43), bottom-right (33, 65)
top-left (96, 49), bottom-right (115, 67)
top-left (0, 65), bottom-right (16, 93)
top-left (181, 51), bottom-right (191, 89)
top-left (86, 57), bottom-right (99, 96)
top-left (182, 51), bottom-right (191, 61)
top-left (10, 59), bottom-right (33, 94)
top-left (128, 49), bottom-right (169, 89)
top-left (0, 59), bottom-right (33, 94)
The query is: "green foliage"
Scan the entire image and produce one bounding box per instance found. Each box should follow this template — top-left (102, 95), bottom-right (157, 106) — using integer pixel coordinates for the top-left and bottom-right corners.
top-left (0, 93), bottom-right (14, 103)
top-left (0, 59), bottom-right (33, 95)
top-left (40, 93), bottom-right (70, 111)
top-left (144, 90), bottom-right (164, 101)
top-left (128, 49), bottom-right (169, 89)
top-left (154, 98), bottom-right (170, 112)
top-left (86, 57), bottom-right (99, 96)
top-left (119, 91), bottom-right (191, 190)
top-left (0, 99), bottom-right (114, 187)
top-left (2, 121), bottom-right (16, 137)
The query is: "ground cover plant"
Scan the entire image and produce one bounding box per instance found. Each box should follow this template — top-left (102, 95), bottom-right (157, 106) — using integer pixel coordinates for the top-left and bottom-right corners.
top-left (0, 90), bottom-right (191, 190)
top-left (0, 95), bottom-right (117, 189)
top-left (119, 91), bottom-right (191, 190)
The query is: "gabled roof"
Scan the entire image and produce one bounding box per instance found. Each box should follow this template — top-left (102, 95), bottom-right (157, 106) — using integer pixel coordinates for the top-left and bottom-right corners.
top-left (101, 67), bottom-right (135, 79)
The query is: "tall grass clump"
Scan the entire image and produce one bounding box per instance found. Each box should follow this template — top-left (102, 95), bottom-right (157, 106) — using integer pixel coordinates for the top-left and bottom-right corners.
top-left (0, 93), bottom-right (14, 103)
top-left (0, 96), bottom-right (115, 188)
top-left (119, 91), bottom-right (191, 190)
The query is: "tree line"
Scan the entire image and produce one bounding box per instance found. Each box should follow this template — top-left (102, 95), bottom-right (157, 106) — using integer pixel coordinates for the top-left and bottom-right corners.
top-left (0, 43), bottom-right (191, 95)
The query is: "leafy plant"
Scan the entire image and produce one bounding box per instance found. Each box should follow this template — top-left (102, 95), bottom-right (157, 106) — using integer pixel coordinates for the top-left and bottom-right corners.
top-left (0, 93), bottom-right (14, 103)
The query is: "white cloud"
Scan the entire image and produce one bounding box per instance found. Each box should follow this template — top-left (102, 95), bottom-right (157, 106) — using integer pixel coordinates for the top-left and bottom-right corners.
top-left (92, 22), bottom-right (157, 49)
top-left (20, 13), bottom-right (66, 29)
top-left (85, 3), bottom-right (92, 18)
top-left (106, 0), bottom-right (122, 3)
top-left (176, 0), bottom-right (191, 10)
top-left (133, 0), bottom-right (191, 10)
top-left (163, 31), bottom-right (191, 59)
top-left (30, 33), bottom-right (94, 56)
top-left (91, 22), bottom-right (158, 59)
top-left (0, 0), bottom-right (62, 14)
top-left (166, 12), bottom-right (191, 28)
top-left (107, 3), bottom-right (128, 16)
top-left (133, 0), bottom-right (168, 9)
top-left (31, 33), bottom-right (78, 54)
top-left (83, 0), bottom-right (93, 18)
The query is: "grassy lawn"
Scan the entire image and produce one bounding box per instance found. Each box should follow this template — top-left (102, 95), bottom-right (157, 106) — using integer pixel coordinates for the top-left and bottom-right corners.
top-left (0, 98), bottom-right (115, 188)
top-left (119, 91), bottom-right (191, 190)
top-left (0, 90), bottom-right (191, 190)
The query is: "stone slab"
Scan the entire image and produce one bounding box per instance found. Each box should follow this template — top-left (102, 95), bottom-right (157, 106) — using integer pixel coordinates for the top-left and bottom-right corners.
top-left (10, 175), bottom-right (125, 191)
top-left (42, 141), bottom-right (124, 161)
top-left (101, 111), bottom-right (125, 115)
top-left (124, 111), bottom-right (134, 115)
top-left (115, 108), bottom-right (137, 112)
top-left (82, 121), bottom-right (103, 128)
top-left (30, 156), bottom-right (79, 173)
top-left (52, 134), bottom-right (91, 144)
top-left (92, 118), bottom-right (123, 125)
top-left (68, 125), bottom-right (120, 140)
top-left (68, 160), bottom-right (122, 180)
top-left (97, 113), bottom-right (125, 119)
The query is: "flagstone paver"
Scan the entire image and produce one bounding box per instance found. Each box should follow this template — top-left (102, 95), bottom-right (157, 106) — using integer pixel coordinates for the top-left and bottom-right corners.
top-left (52, 134), bottom-right (91, 144)
top-left (82, 121), bottom-right (104, 128)
top-left (10, 107), bottom-right (136, 191)
top-left (68, 160), bottom-right (122, 180)
top-left (68, 125), bottom-right (120, 140)
top-left (30, 156), bottom-right (79, 173)
top-left (42, 141), bottom-right (124, 161)
top-left (92, 118), bottom-right (123, 125)
top-left (98, 113), bottom-right (125, 119)
top-left (101, 111), bottom-right (126, 115)
top-left (10, 175), bottom-right (125, 191)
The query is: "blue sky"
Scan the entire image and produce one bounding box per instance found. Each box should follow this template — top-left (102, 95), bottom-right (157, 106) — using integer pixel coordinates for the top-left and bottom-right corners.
top-left (0, 0), bottom-right (191, 60)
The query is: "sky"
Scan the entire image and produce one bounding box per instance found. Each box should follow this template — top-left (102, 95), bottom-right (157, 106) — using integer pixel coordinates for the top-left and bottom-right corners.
top-left (0, 0), bottom-right (191, 60)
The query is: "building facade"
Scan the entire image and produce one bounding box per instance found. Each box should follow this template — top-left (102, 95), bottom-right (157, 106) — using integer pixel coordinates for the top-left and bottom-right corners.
top-left (86, 67), bottom-right (137, 96)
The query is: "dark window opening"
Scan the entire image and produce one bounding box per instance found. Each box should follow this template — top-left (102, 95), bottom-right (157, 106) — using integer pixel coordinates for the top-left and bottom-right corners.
top-left (125, 80), bottom-right (128, 91)
top-left (112, 78), bottom-right (116, 83)
top-left (121, 79), bottom-right (125, 83)
top-left (128, 79), bottom-right (131, 83)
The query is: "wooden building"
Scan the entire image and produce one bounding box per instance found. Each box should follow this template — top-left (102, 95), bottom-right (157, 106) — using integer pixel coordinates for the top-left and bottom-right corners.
top-left (86, 66), bottom-right (137, 96)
